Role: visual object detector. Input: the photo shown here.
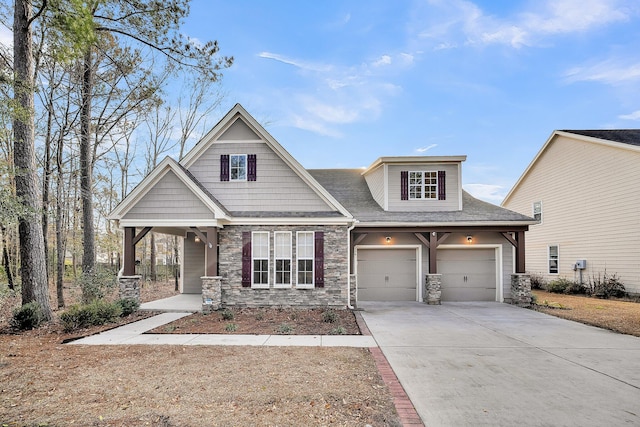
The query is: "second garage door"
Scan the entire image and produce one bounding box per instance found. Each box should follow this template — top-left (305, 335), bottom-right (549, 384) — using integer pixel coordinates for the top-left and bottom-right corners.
top-left (437, 248), bottom-right (498, 301)
top-left (357, 248), bottom-right (418, 301)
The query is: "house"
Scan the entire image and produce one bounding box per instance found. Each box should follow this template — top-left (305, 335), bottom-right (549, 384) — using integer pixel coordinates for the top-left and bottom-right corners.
top-left (109, 104), bottom-right (536, 310)
top-left (502, 130), bottom-right (640, 295)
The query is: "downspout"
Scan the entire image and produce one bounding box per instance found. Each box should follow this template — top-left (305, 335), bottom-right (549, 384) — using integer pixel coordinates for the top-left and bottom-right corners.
top-left (347, 221), bottom-right (357, 309)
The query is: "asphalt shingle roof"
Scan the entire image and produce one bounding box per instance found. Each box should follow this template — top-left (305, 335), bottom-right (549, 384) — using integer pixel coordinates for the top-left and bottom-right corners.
top-left (561, 130), bottom-right (640, 147)
top-left (308, 169), bottom-right (534, 225)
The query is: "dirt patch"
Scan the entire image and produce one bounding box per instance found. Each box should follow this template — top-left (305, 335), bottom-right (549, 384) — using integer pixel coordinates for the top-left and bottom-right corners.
top-left (1, 282), bottom-right (399, 426)
top-left (147, 307), bottom-right (360, 335)
top-left (533, 290), bottom-right (640, 337)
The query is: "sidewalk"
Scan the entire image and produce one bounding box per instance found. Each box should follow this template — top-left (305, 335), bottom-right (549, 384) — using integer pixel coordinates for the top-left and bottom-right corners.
top-left (69, 312), bottom-right (377, 347)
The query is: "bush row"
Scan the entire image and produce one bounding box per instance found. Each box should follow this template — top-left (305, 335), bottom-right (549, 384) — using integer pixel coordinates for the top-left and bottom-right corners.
top-left (530, 272), bottom-right (626, 299)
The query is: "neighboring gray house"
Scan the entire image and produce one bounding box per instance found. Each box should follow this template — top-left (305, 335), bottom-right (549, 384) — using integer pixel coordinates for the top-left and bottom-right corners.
top-left (503, 129), bottom-right (640, 295)
top-left (109, 104), bottom-right (535, 309)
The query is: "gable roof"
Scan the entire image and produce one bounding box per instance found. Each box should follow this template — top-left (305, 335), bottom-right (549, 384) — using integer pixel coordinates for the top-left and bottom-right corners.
top-left (503, 129), bottom-right (640, 205)
top-left (108, 156), bottom-right (230, 225)
top-left (309, 169), bottom-right (535, 226)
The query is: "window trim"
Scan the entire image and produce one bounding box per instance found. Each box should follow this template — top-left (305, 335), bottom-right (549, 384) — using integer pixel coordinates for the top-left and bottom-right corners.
top-left (296, 231), bottom-right (315, 289)
top-left (408, 170), bottom-right (438, 200)
top-left (533, 201), bottom-right (542, 224)
top-left (548, 244), bottom-right (559, 275)
top-left (274, 231), bottom-right (292, 288)
top-left (251, 231), bottom-right (270, 288)
top-left (230, 154), bottom-right (247, 181)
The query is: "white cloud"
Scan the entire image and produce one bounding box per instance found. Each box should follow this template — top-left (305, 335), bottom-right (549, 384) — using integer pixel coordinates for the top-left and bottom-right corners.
top-left (416, 144), bottom-right (438, 153)
top-left (373, 55), bottom-right (392, 67)
top-left (619, 110), bottom-right (640, 120)
top-left (565, 59), bottom-right (640, 84)
top-left (258, 52), bottom-right (333, 72)
top-left (464, 183), bottom-right (506, 203)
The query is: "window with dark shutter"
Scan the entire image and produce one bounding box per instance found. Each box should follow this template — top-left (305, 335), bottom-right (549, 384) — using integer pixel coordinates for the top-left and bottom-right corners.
top-left (241, 232), bottom-right (251, 287)
top-left (220, 154), bottom-right (230, 181)
top-left (438, 170), bottom-right (446, 200)
top-left (314, 232), bottom-right (324, 287)
top-left (400, 171), bottom-right (408, 200)
top-left (247, 154), bottom-right (257, 181)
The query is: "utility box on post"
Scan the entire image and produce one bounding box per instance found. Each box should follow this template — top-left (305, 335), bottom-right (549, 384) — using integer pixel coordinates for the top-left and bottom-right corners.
top-left (575, 260), bottom-right (587, 270)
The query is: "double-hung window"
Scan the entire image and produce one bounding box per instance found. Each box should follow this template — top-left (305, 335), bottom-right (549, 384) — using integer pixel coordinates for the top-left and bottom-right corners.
top-left (274, 232), bottom-right (292, 288)
top-left (230, 154), bottom-right (247, 181)
top-left (548, 245), bottom-right (559, 274)
top-left (409, 171), bottom-right (437, 200)
top-left (296, 231), bottom-right (314, 288)
top-left (533, 201), bottom-right (542, 223)
top-left (252, 231), bottom-right (269, 288)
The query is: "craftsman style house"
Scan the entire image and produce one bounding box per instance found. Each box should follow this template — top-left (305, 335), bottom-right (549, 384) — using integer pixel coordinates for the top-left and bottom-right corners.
top-left (109, 104), bottom-right (535, 310)
top-left (502, 130), bottom-right (640, 295)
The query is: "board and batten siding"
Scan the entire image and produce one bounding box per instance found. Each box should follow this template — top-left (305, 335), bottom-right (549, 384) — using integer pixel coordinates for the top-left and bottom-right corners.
top-left (387, 163), bottom-right (460, 212)
top-left (364, 164), bottom-right (386, 209)
top-left (123, 170), bottom-right (214, 220)
top-left (188, 142), bottom-right (333, 213)
top-left (503, 135), bottom-right (640, 294)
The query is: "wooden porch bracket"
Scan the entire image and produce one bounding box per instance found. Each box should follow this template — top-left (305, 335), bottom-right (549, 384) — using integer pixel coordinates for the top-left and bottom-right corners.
top-left (426, 232), bottom-right (450, 274)
top-left (123, 226), bottom-right (153, 276)
top-left (133, 227), bottom-right (152, 245)
top-left (501, 231), bottom-right (526, 273)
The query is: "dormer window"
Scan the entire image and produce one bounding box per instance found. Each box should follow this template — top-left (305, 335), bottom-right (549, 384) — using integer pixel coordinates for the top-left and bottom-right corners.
top-left (409, 171), bottom-right (437, 200)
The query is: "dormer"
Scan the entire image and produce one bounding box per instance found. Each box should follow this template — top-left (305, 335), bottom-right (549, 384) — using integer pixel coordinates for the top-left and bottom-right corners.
top-left (362, 156), bottom-right (466, 212)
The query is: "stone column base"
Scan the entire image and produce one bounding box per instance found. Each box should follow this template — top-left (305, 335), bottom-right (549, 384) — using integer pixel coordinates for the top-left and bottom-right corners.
top-left (349, 274), bottom-right (357, 309)
top-left (119, 275), bottom-right (141, 303)
top-left (202, 276), bottom-right (222, 313)
top-left (425, 274), bottom-right (442, 305)
top-left (510, 274), bottom-right (532, 307)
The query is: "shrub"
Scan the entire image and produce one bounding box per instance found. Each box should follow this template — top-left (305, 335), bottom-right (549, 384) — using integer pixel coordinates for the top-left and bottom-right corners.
top-left (589, 272), bottom-right (626, 299)
top-left (529, 273), bottom-right (547, 290)
top-left (546, 278), bottom-right (575, 294)
top-left (220, 309), bottom-right (235, 321)
top-left (275, 323), bottom-right (294, 334)
top-left (225, 323), bottom-right (238, 332)
top-left (564, 281), bottom-right (587, 295)
top-left (60, 300), bottom-right (122, 332)
top-left (322, 309), bottom-right (338, 323)
top-left (329, 326), bottom-right (346, 335)
top-left (11, 302), bottom-right (44, 330)
top-left (116, 298), bottom-right (140, 316)
top-left (75, 268), bottom-right (117, 304)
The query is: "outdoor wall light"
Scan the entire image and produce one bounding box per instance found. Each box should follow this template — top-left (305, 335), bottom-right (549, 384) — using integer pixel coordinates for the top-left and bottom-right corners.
top-left (385, 236), bottom-right (392, 243)
top-left (195, 236), bottom-right (201, 243)
top-left (466, 235), bottom-right (473, 243)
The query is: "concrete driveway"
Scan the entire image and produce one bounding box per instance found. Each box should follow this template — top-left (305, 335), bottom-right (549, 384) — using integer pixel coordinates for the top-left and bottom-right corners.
top-left (359, 301), bottom-right (640, 427)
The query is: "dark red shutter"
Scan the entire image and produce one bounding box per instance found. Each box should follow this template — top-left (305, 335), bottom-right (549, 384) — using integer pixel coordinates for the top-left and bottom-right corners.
top-left (400, 171), bottom-right (408, 200)
top-left (247, 154), bottom-right (257, 181)
top-left (438, 170), bottom-right (446, 200)
top-left (220, 154), bottom-right (229, 181)
top-left (241, 232), bottom-right (251, 287)
top-left (314, 232), bottom-right (324, 288)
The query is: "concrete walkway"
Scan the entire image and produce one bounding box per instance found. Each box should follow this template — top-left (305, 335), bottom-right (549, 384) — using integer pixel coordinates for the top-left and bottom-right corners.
top-left (359, 301), bottom-right (640, 427)
top-left (69, 311), bottom-right (376, 347)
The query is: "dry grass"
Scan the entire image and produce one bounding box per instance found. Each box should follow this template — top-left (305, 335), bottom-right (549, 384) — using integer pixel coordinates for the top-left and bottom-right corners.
top-left (533, 290), bottom-right (640, 337)
top-left (0, 282), bottom-right (400, 426)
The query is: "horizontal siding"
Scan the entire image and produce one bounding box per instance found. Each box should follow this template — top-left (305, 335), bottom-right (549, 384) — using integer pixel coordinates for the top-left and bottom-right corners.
top-left (124, 170), bottom-right (214, 220)
top-left (387, 163), bottom-right (460, 212)
top-left (364, 165), bottom-right (385, 209)
top-left (182, 233), bottom-right (204, 293)
top-left (218, 118), bottom-right (260, 141)
top-left (189, 142), bottom-right (334, 212)
top-left (503, 135), bottom-right (640, 294)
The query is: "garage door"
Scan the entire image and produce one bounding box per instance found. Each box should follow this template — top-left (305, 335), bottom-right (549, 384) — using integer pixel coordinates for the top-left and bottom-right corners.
top-left (357, 249), bottom-right (418, 301)
top-left (437, 248), bottom-right (497, 301)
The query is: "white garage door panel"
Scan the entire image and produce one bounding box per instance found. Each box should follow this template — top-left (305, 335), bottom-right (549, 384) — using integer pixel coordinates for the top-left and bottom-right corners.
top-left (437, 248), bottom-right (497, 302)
top-left (357, 249), bottom-right (418, 301)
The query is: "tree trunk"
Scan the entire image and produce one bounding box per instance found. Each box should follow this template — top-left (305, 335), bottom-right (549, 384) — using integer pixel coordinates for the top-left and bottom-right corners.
top-left (13, 0), bottom-right (53, 320)
top-left (80, 48), bottom-right (95, 275)
top-left (1, 225), bottom-right (14, 290)
top-left (55, 131), bottom-right (66, 308)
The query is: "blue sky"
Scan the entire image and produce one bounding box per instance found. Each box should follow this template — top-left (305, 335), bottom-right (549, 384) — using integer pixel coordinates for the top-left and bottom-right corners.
top-left (182, 0), bottom-right (640, 203)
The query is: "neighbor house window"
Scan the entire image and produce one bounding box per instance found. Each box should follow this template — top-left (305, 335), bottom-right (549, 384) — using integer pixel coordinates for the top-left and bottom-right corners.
top-left (533, 201), bottom-right (542, 223)
top-left (548, 245), bottom-right (559, 274)
top-left (252, 231), bottom-right (269, 288)
top-left (296, 231), bottom-right (314, 288)
top-left (230, 154), bottom-right (247, 181)
top-left (274, 231), bottom-right (292, 288)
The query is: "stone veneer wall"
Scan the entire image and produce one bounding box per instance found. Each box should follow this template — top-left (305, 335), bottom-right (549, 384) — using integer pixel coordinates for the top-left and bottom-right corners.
top-left (510, 274), bottom-right (532, 307)
top-left (119, 275), bottom-right (141, 302)
top-left (425, 274), bottom-right (442, 305)
top-left (349, 274), bottom-right (357, 308)
top-left (218, 225), bottom-right (349, 308)
top-left (201, 276), bottom-right (222, 313)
